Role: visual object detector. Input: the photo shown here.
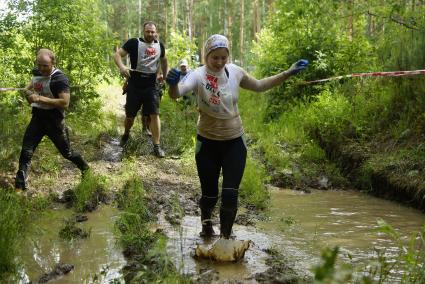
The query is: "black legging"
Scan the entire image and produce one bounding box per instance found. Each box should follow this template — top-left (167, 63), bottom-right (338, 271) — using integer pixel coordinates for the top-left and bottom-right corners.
top-left (17, 114), bottom-right (89, 175)
top-left (195, 134), bottom-right (247, 214)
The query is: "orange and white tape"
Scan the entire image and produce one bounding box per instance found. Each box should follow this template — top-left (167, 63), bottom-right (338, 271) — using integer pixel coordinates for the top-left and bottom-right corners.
top-left (302, 69), bottom-right (425, 85)
top-left (0, 88), bottom-right (26, 92)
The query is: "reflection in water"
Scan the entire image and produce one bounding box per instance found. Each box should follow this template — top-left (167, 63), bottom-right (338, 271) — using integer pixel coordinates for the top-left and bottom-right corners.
top-left (258, 189), bottom-right (425, 277)
top-left (162, 189), bottom-right (424, 282)
top-left (17, 205), bottom-right (125, 283)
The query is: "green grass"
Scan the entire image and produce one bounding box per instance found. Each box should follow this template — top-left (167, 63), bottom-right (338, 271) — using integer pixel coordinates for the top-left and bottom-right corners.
top-left (312, 220), bottom-right (425, 283)
top-left (239, 74), bottom-right (425, 198)
top-left (114, 174), bottom-right (191, 283)
top-left (0, 190), bottom-right (47, 280)
top-left (0, 191), bottom-right (28, 277)
top-left (115, 175), bottom-right (153, 254)
top-left (73, 171), bottom-right (107, 212)
top-left (239, 89), bottom-right (348, 189)
top-left (0, 96), bottom-right (32, 172)
top-left (240, 156), bottom-right (270, 209)
top-left (59, 218), bottom-right (91, 240)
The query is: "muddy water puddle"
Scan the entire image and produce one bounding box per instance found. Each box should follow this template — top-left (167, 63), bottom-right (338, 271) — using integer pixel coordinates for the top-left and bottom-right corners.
top-left (16, 205), bottom-right (125, 283)
top-left (161, 189), bottom-right (424, 282)
top-left (259, 189), bottom-right (425, 274)
top-left (159, 214), bottom-right (276, 282)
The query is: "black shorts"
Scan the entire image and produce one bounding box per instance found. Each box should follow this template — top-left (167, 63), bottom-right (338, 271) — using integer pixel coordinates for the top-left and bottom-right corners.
top-left (125, 83), bottom-right (160, 118)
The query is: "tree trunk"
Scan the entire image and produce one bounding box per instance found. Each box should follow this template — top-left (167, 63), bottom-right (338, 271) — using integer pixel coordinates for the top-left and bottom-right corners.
top-left (164, 1), bottom-right (168, 40)
top-left (240, 0), bottom-right (244, 65)
top-left (348, 0), bottom-right (353, 41)
top-left (187, 0), bottom-right (193, 40)
top-left (253, 0), bottom-right (260, 39)
top-left (172, 0), bottom-right (177, 31)
top-left (223, 0), bottom-right (227, 34)
top-left (138, 0), bottom-right (142, 36)
top-left (266, 0), bottom-right (273, 13)
top-left (227, 4), bottom-right (233, 61)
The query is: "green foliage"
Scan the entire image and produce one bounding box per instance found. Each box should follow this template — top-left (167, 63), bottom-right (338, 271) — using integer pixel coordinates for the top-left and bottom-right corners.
top-left (58, 218), bottom-right (90, 240)
top-left (0, 96), bottom-right (31, 172)
top-left (160, 96), bottom-right (198, 155)
top-left (115, 176), bottom-right (191, 283)
top-left (130, 236), bottom-right (191, 284)
top-left (0, 190), bottom-right (45, 279)
top-left (1, 0), bottom-right (114, 106)
top-left (240, 155), bottom-right (270, 210)
top-left (0, 191), bottom-right (28, 277)
top-left (239, 89), bottom-right (346, 189)
top-left (252, 0), bottom-right (380, 120)
top-left (166, 30), bottom-right (198, 69)
top-left (115, 176), bottom-right (154, 254)
top-left (311, 220), bottom-right (425, 283)
top-left (73, 171), bottom-right (107, 212)
top-left (370, 220), bottom-right (425, 284)
top-left (314, 246), bottom-right (340, 282)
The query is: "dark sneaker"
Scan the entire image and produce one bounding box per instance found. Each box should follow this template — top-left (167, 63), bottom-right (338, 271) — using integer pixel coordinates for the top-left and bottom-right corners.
top-left (15, 170), bottom-right (28, 191)
top-left (120, 133), bottom-right (130, 147)
top-left (153, 145), bottom-right (165, 158)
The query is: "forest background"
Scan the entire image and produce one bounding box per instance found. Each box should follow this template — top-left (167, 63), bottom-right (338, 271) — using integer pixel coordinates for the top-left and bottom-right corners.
top-left (0, 0), bottom-right (424, 208)
top-left (0, 0), bottom-right (425, 282)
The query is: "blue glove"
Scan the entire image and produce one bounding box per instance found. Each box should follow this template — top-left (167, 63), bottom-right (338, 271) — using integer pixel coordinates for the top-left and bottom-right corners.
top-left (166, 68), bottom-right (181, 86)
top-left (287, 59), bottom-right (309, 75)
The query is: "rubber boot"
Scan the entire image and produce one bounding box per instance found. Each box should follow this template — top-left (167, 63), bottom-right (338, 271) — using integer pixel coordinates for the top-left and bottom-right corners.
top-left (219, 207), bottom-right (237, 239)
top-left (15, 170), bottom-right (28, 191)
top-left (200, 209), bottom-right (215, 238)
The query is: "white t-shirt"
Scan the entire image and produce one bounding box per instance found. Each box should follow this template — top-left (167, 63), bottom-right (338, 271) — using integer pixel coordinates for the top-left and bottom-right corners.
top-left (177, 64), bottom-right (245, 140)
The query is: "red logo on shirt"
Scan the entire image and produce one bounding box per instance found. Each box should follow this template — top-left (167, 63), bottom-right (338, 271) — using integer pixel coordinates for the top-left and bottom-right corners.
top-left (34, 82), bottom-right (43, 92)
top-left (209, 95), bottom-right (220, 105)
top-left (205, 74), bottom-right (218, 90)
top-left (145, 47), bottom-right (156, 56)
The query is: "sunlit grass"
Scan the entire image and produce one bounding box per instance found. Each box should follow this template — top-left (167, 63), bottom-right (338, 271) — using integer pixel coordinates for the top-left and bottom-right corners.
top-left (0, 190), bottom-right (47, 280)
top-left (114, 173), bottom-right (191, 283)
top-left (0, 191), bottom-right (28, 277)
top-left (115, 174), bottom-right (152, 252)
top-left (73, 171), bottom-right (107, 212)
top-left (240, 156), bottom-right (270, 209)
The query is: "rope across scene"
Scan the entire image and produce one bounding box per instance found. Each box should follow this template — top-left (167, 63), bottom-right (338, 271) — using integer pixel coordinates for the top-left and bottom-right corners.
top-left (0, 88), bottom-right (27, 92)
top-left (0, 86), bottom-right (81, 92)
top-left (302, 69), bottom-right (425, 85)
top-left (2, 69), bottom-right (424, 90)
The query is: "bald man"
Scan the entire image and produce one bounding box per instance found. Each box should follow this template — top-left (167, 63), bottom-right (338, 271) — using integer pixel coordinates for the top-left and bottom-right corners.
top-left (15, 48), bottom-right (89, 191)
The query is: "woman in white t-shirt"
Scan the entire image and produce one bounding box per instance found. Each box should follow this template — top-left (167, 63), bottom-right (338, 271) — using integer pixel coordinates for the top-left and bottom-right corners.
top-left (166, 34), bottom-right (308, 239)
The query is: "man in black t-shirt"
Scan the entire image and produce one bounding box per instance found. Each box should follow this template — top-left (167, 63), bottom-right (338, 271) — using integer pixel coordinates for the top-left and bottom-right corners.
top-left (15, 49), bottom-right (89, 191)
top-left (113, 21), bottom-right (168, 157)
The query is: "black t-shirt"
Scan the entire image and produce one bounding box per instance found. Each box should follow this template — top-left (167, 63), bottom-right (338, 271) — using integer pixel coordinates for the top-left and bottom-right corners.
top-left (122, 38), bottom-right (165, 88)
top-left (31, 68), bottom-right (70, 119)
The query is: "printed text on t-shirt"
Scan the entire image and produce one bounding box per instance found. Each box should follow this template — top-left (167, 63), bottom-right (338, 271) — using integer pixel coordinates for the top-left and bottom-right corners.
top-left (205, 74), bottom-right (221, 105)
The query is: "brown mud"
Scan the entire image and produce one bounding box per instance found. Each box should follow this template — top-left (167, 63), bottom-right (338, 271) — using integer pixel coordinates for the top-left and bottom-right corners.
top-left (0, 132), bottom-right (305, 283)
top-left (314, 131), bottom-right (425, 212)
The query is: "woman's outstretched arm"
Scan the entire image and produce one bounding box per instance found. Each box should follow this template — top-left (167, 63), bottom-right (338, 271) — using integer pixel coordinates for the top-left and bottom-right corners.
top-left (240, 59), bottom-right (308, 92)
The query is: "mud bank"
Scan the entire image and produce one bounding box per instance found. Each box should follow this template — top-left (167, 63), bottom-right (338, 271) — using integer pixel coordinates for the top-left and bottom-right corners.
top-left (315, 133), bottom-right (425, 212)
